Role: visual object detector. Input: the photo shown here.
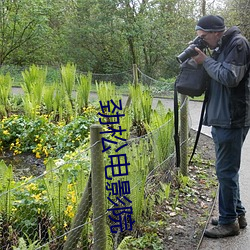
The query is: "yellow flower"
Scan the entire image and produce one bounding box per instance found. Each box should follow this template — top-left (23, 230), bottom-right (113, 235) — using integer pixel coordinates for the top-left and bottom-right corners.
top-left (32, 193), bottom-right (42, 201)
top-left (43, 147), bottom-right (49, 157)
top-left (26, 183), bottom-right (37, 191)
top-left (36, 152), bottom-right (41, 159)
top-left (71, 195), bottom-right (76, 204)
top-left (12, 207), bottom-right (17, 212)
top-left (65, 205), bottom-right (74, 218)
top-left (3, 130), bottom-right (9, 135)
top-left (14, 149), bottom-right (22, 155)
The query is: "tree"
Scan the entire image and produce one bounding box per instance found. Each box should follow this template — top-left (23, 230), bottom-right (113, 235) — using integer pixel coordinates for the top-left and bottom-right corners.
top-left (0, 0), bottom-right (48, 65)
top-left (220, 0), bottom-right (250, 39)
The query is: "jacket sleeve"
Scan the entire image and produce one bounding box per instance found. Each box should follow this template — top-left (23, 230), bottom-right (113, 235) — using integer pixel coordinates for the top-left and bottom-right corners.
top-left (203, 38), bottom-right (250, 87)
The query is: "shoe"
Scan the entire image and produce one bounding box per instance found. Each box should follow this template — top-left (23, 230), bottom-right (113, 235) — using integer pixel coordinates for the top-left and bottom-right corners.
top-left (211, 214), bottom-right (247, 229)
top-left (204, 222), bottom-right (240, 238)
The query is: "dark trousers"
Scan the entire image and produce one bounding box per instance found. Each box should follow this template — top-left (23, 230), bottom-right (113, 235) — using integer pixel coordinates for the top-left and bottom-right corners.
top-left (211, 126), bottom-right (249, 225)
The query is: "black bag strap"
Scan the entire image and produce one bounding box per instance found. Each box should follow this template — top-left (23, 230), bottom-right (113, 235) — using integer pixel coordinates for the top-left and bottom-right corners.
top-left (174, 81), bottom-right (180, 168)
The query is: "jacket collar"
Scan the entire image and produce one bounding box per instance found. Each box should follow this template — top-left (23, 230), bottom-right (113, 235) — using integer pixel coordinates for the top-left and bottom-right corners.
top-left (212, 26), bottom-right (241, 58)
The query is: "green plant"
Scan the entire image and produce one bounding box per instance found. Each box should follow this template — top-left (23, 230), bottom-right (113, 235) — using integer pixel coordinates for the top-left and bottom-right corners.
top-left (43, 84), bottom-right (56, 114)
top-left (0, 161), bottom-right (15, 222)
top-left (117, 233), bottom-right (163, 249)
top-left (96, 81), bottom-right (117, 103)
top-left (118, 108), bottom-right (132, 139)
top-left (96, 81), bottom-right (122, 125)
top-left (178, 173), bottom-right (191, 189)
top-left (76, 72), bottom-right (92, 111)
top-left (0, 111), bottom-right (97, 158)
top-left (12, 177), bottom-right (49, 241)
top-left (172, 190), bottom-right (180, 210)
top-left (21, 65), bottom-right (47, 118)
top-left (159, 182), bottom-right (171, 201)
top-left (42, 156), bottom-right (90, 247)
top-left (129, 83), bottom-right (152, 129)
top-left (0, 73), bottom-right (12, 117)
top-left (60, 62), bottom-right (76, 102)
top-left (145, 100), bottom-right (174, 164)
top-left (109, 139), bottom-right (152, 225)
top-left (43, 159), bottom-right (69, 220)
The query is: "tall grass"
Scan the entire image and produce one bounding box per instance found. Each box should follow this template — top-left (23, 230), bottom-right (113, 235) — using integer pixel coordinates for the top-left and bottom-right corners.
top-left (61, 63), bottom-right (76, 103)
top-left (21, 65), bottom-right (47, 118)
top-left (0, 73), bottom-right (12, 116)
top-left (145, 100), bottom-right (174, 164)
top-left (76, 72), bottom-right (92, 112)
top-left (129, 84), bottom-right (152, 124)
top-left (0, 161), bottom-right (14, 223)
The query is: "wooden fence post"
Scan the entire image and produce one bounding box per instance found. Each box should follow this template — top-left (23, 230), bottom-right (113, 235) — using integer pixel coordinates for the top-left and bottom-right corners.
top-left (125, 64), bottom-right (138, 109)
top-left (63, 175), bottom-right (92, 250)
top-left (133, 64), bottom-right (138, 85)
top-left (91, 124), bottom-right (106, 250)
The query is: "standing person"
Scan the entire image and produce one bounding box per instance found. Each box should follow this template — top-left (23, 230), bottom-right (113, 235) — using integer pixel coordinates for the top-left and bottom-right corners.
top-left (192, 15), bottom-right (250, 238)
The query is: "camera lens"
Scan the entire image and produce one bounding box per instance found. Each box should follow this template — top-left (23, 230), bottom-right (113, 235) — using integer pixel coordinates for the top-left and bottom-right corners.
top-left (176, 45), bottom-right (198, 63)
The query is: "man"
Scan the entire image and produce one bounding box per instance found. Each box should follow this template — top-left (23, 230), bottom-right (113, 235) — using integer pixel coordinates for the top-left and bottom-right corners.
top-left (192, 15), bottom-right (250, 238)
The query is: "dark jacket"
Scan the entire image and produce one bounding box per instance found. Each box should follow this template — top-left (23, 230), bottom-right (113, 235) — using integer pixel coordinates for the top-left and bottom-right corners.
top-left (203, 26), bottom-right (250, 128)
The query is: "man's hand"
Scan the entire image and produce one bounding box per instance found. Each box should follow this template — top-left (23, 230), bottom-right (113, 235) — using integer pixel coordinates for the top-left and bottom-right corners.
top-left (192, 47), bottom-right (207, 64)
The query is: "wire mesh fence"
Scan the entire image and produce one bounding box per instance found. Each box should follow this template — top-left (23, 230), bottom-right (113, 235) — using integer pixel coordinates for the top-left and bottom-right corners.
top-left (0, 65), bottom-right (190, 249)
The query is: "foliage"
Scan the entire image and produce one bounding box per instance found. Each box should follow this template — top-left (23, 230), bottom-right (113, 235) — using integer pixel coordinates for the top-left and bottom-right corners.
top-left (0, 73), bottom-right (12, 117)
top-left (0, 0), bottom-right (52, 65)
top-left (0, 161), bottom-right (15, 222)
top-left (220, 0), bottom-right (250, 39)
top-left (12, 176), bottom-right (49, 241)
top-left (0, 68), bottom-right (191, 249)
top-left (129, 83), bottom-right (153, 135)
top-left (96, 81), bottom-right (120, 105)
top-left (21, 65), bottom-right (47, 118)
top-left (61, 63), bottom-right (76, 102)
top-left (13, 235), bottom-right (46, 250)
top-left (0, 0), bottom-right (237, 78)
top-left (0, 147), bottom-right (91, 249)
top-left (124, 140), bottom-right (153, 224)
top-left (118, 233), bottom-right (163, 250)
top-left (0, 110), bottom-right (97, 158)
top-left (76, 72), bottom-right (92, 110)
top-left (145, 100), bottom-right (175, 164)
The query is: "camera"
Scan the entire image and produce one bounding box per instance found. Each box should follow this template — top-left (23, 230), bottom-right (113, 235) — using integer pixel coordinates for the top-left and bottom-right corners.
top-left (176, 36), bottom-right (208, 64)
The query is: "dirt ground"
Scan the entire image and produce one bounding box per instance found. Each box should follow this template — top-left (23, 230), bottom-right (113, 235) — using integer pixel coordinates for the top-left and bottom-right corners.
top-left (160, 130), bottom-right (217, 250)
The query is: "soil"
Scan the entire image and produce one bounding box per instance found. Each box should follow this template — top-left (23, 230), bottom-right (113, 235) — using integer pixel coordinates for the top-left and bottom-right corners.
top-left (159, 130), bottom-right (217, 250)
top-left (0, 152), bottom-right (45, 180)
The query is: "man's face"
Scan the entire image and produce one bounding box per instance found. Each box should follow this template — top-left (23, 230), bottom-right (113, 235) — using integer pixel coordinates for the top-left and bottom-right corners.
top-left (196, 30), bottom-right (221, 49)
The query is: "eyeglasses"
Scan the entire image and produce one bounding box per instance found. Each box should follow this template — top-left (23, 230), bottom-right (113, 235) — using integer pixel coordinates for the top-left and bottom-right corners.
top-left (198, 32), bottom-right (214, 40)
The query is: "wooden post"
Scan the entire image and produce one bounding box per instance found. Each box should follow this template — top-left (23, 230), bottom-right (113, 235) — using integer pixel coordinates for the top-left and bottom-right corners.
top-left (125, 64), bottom-right (138, 109)
top-left (133, 64), bottom-right (138, 86)
top-left (63, 175), bottom-right (92, 250)
top-left (91, 124), bottom-right (106, 250)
